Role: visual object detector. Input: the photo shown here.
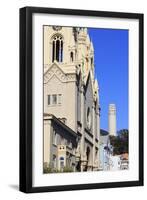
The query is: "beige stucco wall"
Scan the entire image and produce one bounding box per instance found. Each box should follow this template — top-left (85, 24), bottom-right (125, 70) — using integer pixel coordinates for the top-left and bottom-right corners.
top-left (44, 71), bottom-right (77, 131)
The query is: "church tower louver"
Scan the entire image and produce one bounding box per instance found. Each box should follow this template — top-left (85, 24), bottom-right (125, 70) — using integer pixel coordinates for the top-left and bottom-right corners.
top-left (43, 26), bottom-right (100, 172)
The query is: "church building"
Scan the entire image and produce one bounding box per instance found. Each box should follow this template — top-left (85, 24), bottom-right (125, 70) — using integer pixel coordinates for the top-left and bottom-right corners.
top-left (43, 26), bottom-right (100, 172)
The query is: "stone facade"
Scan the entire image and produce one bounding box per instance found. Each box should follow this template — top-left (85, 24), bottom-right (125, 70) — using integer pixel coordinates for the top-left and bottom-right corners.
top-left (43, 26), bottom-right (100, 172)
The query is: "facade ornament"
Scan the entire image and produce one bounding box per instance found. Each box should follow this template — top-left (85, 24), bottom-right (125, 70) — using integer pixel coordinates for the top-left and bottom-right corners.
top-left (52, 26), bottom-right (62, 31)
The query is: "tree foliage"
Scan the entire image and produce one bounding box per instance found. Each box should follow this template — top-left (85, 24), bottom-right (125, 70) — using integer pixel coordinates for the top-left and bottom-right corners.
top-left (43, 163), bottom-right (74, 173)
top-left (110, 129), bottom-right (129, 155)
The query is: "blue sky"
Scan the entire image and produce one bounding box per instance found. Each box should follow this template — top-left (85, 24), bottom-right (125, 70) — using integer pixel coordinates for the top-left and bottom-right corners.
top-left (88, 28), bottom-right (128, 132)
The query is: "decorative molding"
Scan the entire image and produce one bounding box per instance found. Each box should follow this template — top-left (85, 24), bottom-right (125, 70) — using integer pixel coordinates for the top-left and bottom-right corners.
top-left (44, 63), bottom-right (76, 84)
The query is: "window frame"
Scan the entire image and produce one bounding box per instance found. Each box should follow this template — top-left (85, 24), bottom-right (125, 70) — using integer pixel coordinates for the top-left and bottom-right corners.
top-left (52, 94), bottom-right (57, 105)
top-left (51, 34), bottom-right (63, 63)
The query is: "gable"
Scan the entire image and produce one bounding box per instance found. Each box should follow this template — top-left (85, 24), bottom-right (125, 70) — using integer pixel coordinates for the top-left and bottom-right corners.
top-left (44, 63), bottom-right (66, 84)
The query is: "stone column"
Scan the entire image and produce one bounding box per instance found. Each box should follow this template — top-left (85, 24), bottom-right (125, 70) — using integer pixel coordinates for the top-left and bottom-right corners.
top-left (92, 102), bottom-right (96, 170)
top-left (97, 105), bottom-right (100, 170)
top-left (80, 84), bottom-right (85, 172)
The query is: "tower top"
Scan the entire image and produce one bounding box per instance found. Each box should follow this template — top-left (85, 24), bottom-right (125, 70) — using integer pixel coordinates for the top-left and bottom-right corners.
top-left (109, 104), bottom-right (116, 114)
top-left (109, 104), bottom-right (116, 109)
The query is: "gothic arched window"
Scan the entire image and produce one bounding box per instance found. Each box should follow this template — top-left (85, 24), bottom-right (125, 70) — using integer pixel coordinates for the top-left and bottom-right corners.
top-left (52, 34), bottom-right (63, 62)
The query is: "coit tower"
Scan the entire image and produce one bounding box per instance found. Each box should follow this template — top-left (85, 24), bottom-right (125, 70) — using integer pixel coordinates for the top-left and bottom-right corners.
top-left (108, 104), bottom-right (117, 136)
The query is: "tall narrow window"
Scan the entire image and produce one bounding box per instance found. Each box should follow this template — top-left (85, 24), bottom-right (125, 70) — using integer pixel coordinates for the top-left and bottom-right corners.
top-left (52, 35), bottom-right (63, 63)
top-left (70, 51), bottom-right (74, 62)
top-left (61, 41), bottom-right (63, 62)
top-left (52, 94), bottom-right (57, 105)
top-left (56, 40), bottom-right (60, 61)
top-left (48, 95), bottom-right (51, 105)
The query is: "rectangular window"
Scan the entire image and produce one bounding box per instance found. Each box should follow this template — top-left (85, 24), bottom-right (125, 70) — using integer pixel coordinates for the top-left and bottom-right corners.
top-left (48, 95), bottom-right (51, 105)
top-left (52, 94), bottom-right (57, 105)
top-left (58, 94), bottom-right (62, 105)
top-left (47, 94), bottom-right (61, 105)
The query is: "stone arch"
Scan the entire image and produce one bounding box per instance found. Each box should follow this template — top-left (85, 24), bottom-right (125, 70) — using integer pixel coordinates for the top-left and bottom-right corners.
top-left (51, 34), bottom-right (64, 62)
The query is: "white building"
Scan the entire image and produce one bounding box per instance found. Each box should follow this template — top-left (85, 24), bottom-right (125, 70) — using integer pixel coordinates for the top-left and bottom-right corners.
top-left (109, 155), bottom-right (121, 171)
top-left (99, 130), bottom-right (112, 171)
top-left (43, 26), bottom-right (100, 172)
top-left (109, 153), bottom-right (129, 171)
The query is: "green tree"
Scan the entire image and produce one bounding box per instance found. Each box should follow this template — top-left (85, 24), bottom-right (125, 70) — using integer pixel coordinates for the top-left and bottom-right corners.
top-left (110, 129), bottom-right (129, 155)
